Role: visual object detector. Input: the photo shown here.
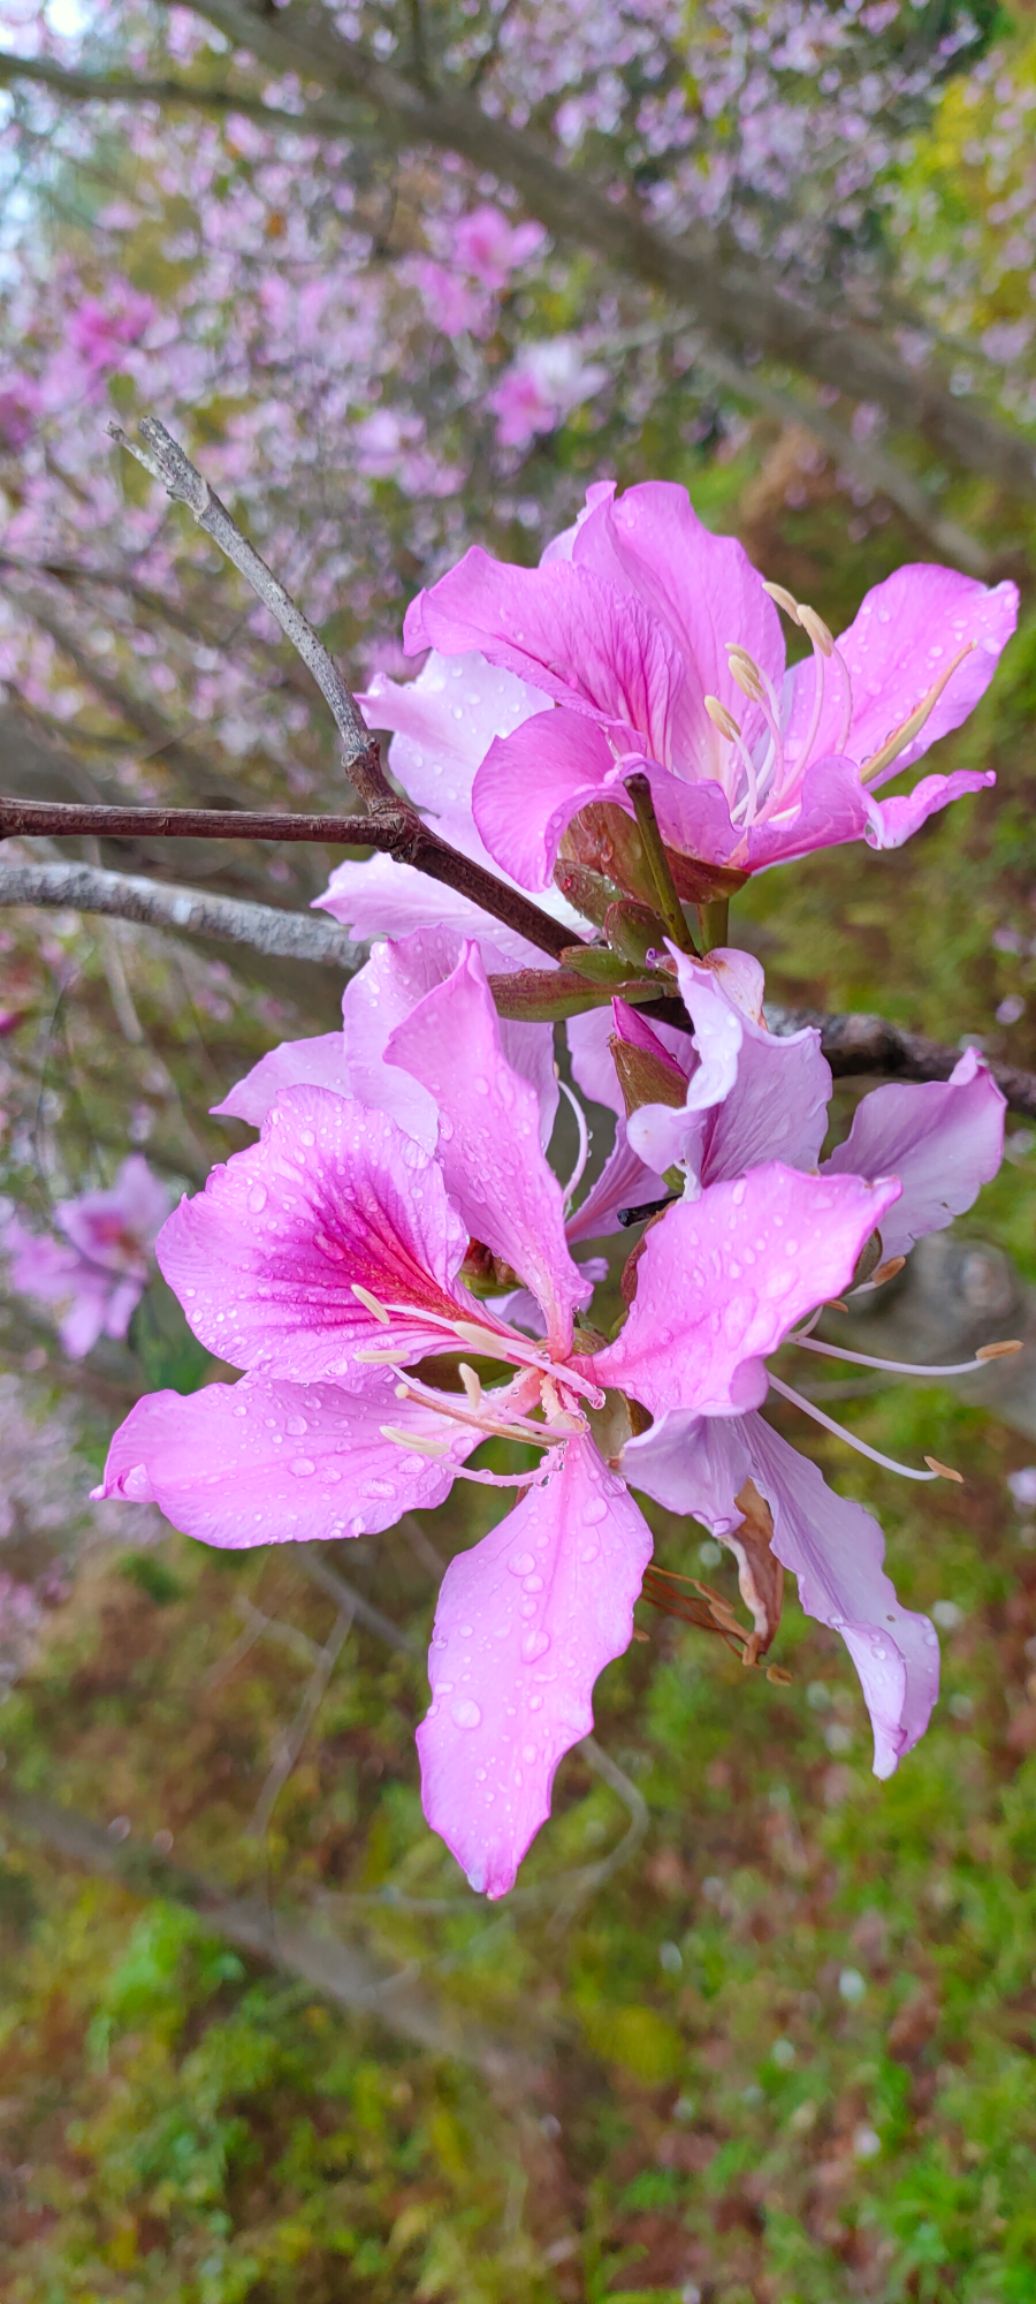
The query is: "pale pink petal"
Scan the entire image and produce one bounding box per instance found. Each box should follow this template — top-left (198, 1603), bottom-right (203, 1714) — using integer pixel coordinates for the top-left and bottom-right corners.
top-left (626, 1407), bottom-right (938, 1776)
top-left (406, 551), bottom-right (685, 759)
top-left (212, 1033), bottom-right (347, 1127)
top-left (864, 768), bottom-right (995, 850)
top-left (591, 1166), bottom-right (900, 1416)
top-left (472, 708), bottom-right (629, 891)
top-left (97, 1374), bottom-right (472, 1544)
top-left (157, 1087), bottom-right (475, 1382)
top-left (744, 1414), bottom-right (940, 1776)
top-left (417, 1433), bottom-right (652, 1896)
top-left (699, 1016), bottom-right (831, 1182)
top-left (824, 1048), bottom-right (1005, 1263)
top-left (785, 566), bottom-right (1018, 775)
top-left (359, 649), bottom-right (542, 842)
top-left (387, 944), bottom-right (588, 1352)
top-left (314, 850), bottom-right (571, 969)
top-left (736, 753), bottom-right (873, 870)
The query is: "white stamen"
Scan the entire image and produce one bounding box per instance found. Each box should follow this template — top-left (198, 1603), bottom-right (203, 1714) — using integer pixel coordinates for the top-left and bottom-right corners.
top-left (459, 1361), bottom-right (483, 1409)
top-left (559, 1077), bottom-right (591, 1206)
top-left (704, 693), bottom-right (742, 742)
top-left (799, 603), bottom-right (835, 657)
top-left (380, 1425), bottom-right (451, 1458)
top-left (769, 1372), bottom-right (950, 1482)
top-left (794, 1334), bottom-right (1021, 1379)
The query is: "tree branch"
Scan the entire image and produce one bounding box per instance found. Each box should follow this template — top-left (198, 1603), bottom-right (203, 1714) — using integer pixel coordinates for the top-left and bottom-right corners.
top-left (0, 1788), bottom-right (535, 2082)
top-left (772, 1006), bottom-right (1036, 1121)
top-left (110, 417), bottom-right (385, 801)
top-left (0, 856), bottom-right (361, 967)
top-left (0, 793), bottom-right (578, 960)
top-left (0, 44), bottom-right (344, 134)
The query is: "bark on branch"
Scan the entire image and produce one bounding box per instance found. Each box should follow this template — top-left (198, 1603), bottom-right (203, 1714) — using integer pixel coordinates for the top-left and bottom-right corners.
top-left (772, 1006), bottom-right (1036, 1119)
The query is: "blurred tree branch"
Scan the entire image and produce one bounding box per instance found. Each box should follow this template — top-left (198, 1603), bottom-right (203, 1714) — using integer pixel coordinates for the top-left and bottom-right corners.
top-left (168, 0), bottom-right (1036, 502)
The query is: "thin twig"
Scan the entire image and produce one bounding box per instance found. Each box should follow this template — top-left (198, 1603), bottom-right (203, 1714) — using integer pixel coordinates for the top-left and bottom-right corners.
top-left (110, 417), bottom-right (388, 802)
top-left (250, 1605), bottom-right (353, 1840)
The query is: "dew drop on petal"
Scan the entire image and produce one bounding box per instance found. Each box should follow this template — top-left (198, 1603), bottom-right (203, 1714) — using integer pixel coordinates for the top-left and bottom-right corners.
top-left (451, 1697), bottom-right (482, 1729)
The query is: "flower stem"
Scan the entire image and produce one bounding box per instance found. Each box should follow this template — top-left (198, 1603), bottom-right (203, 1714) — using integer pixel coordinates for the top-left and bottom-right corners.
top-left (623, 773), bottom-right (696, 954)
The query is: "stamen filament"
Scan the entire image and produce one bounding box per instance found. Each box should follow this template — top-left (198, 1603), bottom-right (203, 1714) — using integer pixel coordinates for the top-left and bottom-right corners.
top-left (793, 1334), bottom-right (1022, 1379)
top-left (559, 1077), bottom-right (591, 1206)
top-left (768, 1372), bottom-right (951, 1482)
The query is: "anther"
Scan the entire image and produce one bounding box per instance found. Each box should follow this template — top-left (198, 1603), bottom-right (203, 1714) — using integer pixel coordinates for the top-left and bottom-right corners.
top-left (380, 1425), bottom-right (451, 1458)
top-left (704, 694), bottom-right (742, 741)
top-left (798, 604), bottom-right (835, 657)
top-left (762, 579), bottom-right (802, 624)
top-left (351, 1282), bottom-right (391, 1324)
top-left (865, 1256), bottom-right (906, 1290)
top-left (924, 1455), bottom-right (964, 1484)
top-left (977, 1339), bottom-right (1023, 1361)
top-left (459, 1361), bottom-right (483, 1408)
top-left (725, 643), bottom-right (766, 701)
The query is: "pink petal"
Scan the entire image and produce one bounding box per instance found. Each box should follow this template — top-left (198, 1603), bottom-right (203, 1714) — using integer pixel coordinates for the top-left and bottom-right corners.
top-left (387, 944), bottom-right (589, 1353)
top-left (573, 479), bottom-right (785, 750)
top-left (316, 851), bottom-right (539, 965)
top-left (406, 550), bottom-right (686, 760)
top-left (212, 1033), bottom-right (347, 1127)
top-left (626, 1408), bottom-right (938, 1775)
top-left (359, 648), bottom-right (542, 847)
top-left (864, 768), bottom-right (995, 850)
top-left (157, 1087), bottom-right (475, 1382)
top-left (417, 1433), bottom-right (652, 1897)
top-left (591, 1165), bottom-right (900, 1417)
top-left (744, 1414), bottom-right (939, 1776)
top-left (97, 1374), bottom-right (472, 1544)
top-left (623, 949), bottom-right (830, 1183)
top-left (349, 927), bottom-right (559, 1152)
top-left (565, 1128), bottom-right (668, 1245)
top-left (473, 708), bottom-right (628, 891)
top-left (823, 1048), bottom-right (1005, 1263)
top-left (785, 566), bottom-right (1018, 776)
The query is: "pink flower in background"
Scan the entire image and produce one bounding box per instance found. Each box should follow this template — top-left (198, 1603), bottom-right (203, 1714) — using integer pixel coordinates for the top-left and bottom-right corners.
top-left (67, 285), bottom-right (155, 375)
top-left (451, 205), bottom-right (546, 292)
top-left (3, 1155), bottom-right (168, 1358)
top-left (488, 339), bottom-right (608, 450)
top-left (98, 944), bottom-right (897, 1897)
top-left (0, 375), bottom-right (41, 451)
top-left (404, 479), bottom-right (1018, 886)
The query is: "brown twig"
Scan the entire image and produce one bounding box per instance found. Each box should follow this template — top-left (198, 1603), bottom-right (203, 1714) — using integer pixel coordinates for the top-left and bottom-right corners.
top-left (773, 1006), bottom-right (1036, 1121)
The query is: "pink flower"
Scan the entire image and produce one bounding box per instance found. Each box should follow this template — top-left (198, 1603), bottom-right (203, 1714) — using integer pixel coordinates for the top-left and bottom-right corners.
top-left (67, 287), bottom-right (156, 376)
top-left (594, 946), bottom-right (1006, 1776)
top-left (3, 1155), bottom-right (169, 1358)
top-left (488, 339), bottom-right (608, 450)
top-left (452, 205), bottom-right (546, 292)
top-left (97, 945), bottom-right (897, 1896)
top-left (403, 480), bottom-right (1018, 887)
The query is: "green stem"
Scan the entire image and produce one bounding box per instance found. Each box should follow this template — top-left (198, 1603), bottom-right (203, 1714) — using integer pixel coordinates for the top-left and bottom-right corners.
top-left (698, 896), bottom-right (730, 952)
top-left (623, 773), bottom-right (696, 955)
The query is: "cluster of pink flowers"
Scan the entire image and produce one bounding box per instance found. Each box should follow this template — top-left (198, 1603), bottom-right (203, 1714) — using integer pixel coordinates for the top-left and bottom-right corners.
top-left (98, 480), bottom-right (1016, 1897)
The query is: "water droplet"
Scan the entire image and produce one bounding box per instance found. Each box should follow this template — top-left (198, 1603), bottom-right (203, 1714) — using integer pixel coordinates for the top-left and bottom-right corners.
top-left (521, 1629), bottom-right (551, 1663)
top-left (584, 1498), bottom-right (607, 1525)
top-left (509, 1551), bottom-right (536, 1577)
top-left (248, 1183), bottom-right (268, 1214)
top-left (290, 1456), bottom-right (316, 1477)
top-left (451, 1697), bottom-right (482, 1729)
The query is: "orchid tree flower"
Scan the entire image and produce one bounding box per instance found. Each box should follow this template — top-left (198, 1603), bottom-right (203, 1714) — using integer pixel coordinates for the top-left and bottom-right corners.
top-left (2, 1155), bottom-right (168, 1359)
top-left (403, 479), bottom-right (1018, 889)
top-left (96, 946), bottom-right (897, 1899)
top-left (601, 945), bottom-right (1006, 1777)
